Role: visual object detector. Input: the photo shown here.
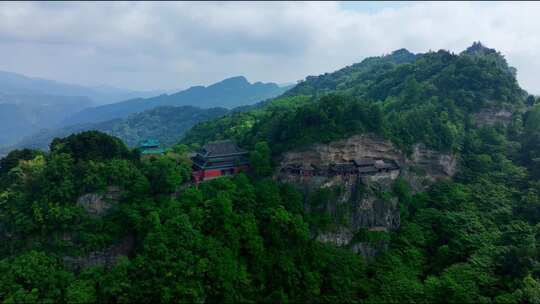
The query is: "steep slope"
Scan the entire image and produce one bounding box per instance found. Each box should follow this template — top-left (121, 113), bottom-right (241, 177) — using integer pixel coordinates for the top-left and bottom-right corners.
top-left (63, 76), bottom-right (289, 126)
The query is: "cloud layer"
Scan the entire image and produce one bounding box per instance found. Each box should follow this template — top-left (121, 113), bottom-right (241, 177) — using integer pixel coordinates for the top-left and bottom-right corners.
top-left (1, 1), bottom-right (539, 93)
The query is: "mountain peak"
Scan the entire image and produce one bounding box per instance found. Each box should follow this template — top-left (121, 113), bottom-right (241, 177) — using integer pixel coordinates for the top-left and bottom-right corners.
top-left (386, 48), bottom-right (417, 64)
top-left (391, 48), bottom-right (414, 56)
top-left (460, 41), bottom-right (517, 77)
top-left (461, 41), bottom-right (498, 56)
top-left (217, 76), bottom-right (250, 86)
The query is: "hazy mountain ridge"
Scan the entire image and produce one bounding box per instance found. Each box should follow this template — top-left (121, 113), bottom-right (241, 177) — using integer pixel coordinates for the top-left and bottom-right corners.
top-left (0, 73), bottom-right (288, 153)
top-left (0, 70), bottom-right (164, 148)
top-left (5, 106), bottom-right (229, 153)
top-left (62, 76), bottom-right (289, 126)
top-left (0, 93), bottom-right (93, 146)
top-left (0, 70), bottom-right (163, 105)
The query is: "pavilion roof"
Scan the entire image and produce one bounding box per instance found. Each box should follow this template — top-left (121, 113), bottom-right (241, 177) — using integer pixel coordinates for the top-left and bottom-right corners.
top-left (140, 139), bottom-right (160, 148)
top-left (199, 140), bottom-right (247, 157)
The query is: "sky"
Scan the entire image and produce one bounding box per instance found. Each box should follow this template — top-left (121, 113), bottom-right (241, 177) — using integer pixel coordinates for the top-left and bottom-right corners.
top-left (1, 1), bottom-right (540, 93)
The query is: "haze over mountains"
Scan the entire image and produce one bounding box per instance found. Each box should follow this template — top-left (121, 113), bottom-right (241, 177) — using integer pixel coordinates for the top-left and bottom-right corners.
top-left (0, 73), bottom-right (291, 153)
top-left (0, 70), bottom-right (166, 147)
top-left (63, 76), bottom-right (290, 126)
top-left (13, 106), bottom-right (229, 151)
top-left (0, 70), bottom-right (162, 105)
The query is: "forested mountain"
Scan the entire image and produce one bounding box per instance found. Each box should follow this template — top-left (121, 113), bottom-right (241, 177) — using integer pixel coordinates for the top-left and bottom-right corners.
top-left (6, 106), bottom-right (228, 152)
top-left (62, 76), bottom-right (290, 126)
top-left (3, 43), bottom-right (540, 303)
top-left (0, 70), bottom-right (163, 148)
top-left (182, 43), bottom-right (526, 153)
top-left (283, 48), bottom-right (418, 97)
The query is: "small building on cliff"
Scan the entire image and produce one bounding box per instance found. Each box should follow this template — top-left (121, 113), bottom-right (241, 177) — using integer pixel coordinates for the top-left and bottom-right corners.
top-left (282, 157), bottom-right (399, 177)
top-left (191, 140), bottom-right (250, 182)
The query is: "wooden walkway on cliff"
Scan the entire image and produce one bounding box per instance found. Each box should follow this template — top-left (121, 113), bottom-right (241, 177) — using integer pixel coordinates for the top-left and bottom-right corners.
top-left (282, 158), bottom-right (399, 178)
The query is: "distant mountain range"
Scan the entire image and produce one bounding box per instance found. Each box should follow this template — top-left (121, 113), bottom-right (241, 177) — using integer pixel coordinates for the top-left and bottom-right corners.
top-left (0, 72), bottom-right (291, 153)
top-left (62, 76), bottom-right (291, 126)
top-left (6, 106), bottom-right (229, 152)
top-left (0, 70), bottom-right (163, 105)
top-left (0, 93), bottom-right (93, 146)
top-left (0, 70), bottom-right (165, 147)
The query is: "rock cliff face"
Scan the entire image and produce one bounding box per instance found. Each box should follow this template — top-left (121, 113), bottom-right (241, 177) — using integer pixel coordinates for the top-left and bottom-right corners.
top-left (277, 134), bottom-right (456, 193)
top-left (76, 186), bottom-right (122, 217)
top-left (279, 135), bottom-right (405, 168)
top-left (275, 134), bottom-right (457, 259)
top-left (403, 143), bottom-right (458, 192)
top-left (62, 186), bottom-right (130, 271)
top-left (474, 108), bottom-right (513, 127)
top-left (63, 235), bottom-right (135, 272)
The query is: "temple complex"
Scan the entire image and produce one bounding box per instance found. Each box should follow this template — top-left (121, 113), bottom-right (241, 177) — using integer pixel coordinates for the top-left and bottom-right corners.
top-left (191, 140), bottom-right (250, 182)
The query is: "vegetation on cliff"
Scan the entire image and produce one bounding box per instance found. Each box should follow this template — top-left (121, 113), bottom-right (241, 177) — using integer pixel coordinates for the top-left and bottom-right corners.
top-left (2, 44), bottom-right (540, 302)
top-left (0, 131), bottom-right (366, 303)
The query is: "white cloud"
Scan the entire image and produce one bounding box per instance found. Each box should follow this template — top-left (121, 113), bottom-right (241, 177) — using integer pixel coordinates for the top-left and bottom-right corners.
top-left (0, 1), bottom-right (539, 93)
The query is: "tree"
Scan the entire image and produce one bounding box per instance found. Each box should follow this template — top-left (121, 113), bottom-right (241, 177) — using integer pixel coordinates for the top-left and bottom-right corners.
top-left (527, 95), bottom-right (537, 107)
top-left (50, 131), bottom-right (133, 162)
top-left (0, 149), bottom-right (43, 177)
top-left (140, 155), bottom-right (190, 195)
top-left (250, 141), bottom-right (272, 177)
top-left (0, 251), bottom-right (73, 303)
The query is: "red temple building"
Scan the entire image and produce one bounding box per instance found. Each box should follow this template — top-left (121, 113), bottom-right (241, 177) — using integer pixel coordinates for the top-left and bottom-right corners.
top-left (191, 140), bottom-right (250, 183)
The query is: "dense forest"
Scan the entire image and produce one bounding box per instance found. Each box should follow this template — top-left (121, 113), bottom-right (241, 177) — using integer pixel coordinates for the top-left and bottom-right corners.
top-left (2, 43), bottom-right (540, 303)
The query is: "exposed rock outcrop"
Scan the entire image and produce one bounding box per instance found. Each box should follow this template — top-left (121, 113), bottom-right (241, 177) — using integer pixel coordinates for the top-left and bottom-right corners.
top-left (275, 134), bottom-right (457, 259)
top-left (277, 134), bottom-right (456, 193)
top-left (402, 143), bottom-right (458, 192)
top-left (62, 187), bottom-right (130, 271)
top-left (474, 108), bottom-right (513, 127)
top-left (63, 235), bottom-right (135, 271)
top-left (77, 186), bottom-right (123, 217)
top-left (279, 135), bottom-right (405, 168)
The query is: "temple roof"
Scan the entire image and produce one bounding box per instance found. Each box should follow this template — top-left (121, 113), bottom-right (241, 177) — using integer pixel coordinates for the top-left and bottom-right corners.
top-left (141, 148), bottom-right (165, 155)
top-left (140, 139), bottom-right (160, 148)
top-left (353, 158), bottom-right (376, 166)
top-left (286, 163), bottom-right (316, 170)
top-left (199, 140), bottom-right (247, 157)
top-left (331, 162), bottom-right (356, 171)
